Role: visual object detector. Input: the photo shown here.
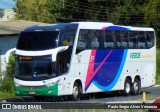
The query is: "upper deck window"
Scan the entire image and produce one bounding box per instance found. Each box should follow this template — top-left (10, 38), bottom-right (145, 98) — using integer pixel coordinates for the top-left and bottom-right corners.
top-left (17, 31), bottom-right (59, 51)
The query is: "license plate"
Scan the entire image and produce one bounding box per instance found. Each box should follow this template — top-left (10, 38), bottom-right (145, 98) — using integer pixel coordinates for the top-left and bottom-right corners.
top-left (29, 92), bottom-right (36, 95)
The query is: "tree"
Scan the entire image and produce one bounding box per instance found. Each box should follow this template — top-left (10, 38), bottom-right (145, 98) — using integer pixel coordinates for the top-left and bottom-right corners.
top-left (145, 0), bottom-right (160, 47)
top-left (1, 55), bottom-right (15, 93)
top-left (15, 0), bottom-right (152, 26)
top-left (145, 0), bottom-right (160, 25)
top-left (60, 0), bottom-right (149, 26)
top-left (15, 0), bottom-right (61, 23)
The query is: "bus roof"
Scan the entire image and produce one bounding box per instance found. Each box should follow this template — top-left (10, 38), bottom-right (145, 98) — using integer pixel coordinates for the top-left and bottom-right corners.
top-left (22, 22), bottom-right (154, 32)
top-left (73, 22), bottom-right (114, 29)
top-left (72, 22), bottom-right (154, 31)
top-left (130, 26), bottom-right (154, 31)
top-left (23, 23), bottom-right (71, 31)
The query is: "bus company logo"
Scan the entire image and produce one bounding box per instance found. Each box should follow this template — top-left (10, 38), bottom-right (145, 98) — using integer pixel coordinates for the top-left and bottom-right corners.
top-left (90, 55), bottom-right (95, 62)
top-left (2, 104), bottom-right (11, 109)
top-left (32, 72), bottom-right (38, 78)
top-left (130, 52), bottom-right (141, 59)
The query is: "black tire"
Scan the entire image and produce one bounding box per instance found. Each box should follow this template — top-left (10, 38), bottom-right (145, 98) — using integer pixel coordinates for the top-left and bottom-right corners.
top-left (131, 79), bottom-right (141, 95)
top-left (71, 82), bottom-right (82, 101)
top-left (123, 79), bottom-right (132, 96)
top-left (89, 93), bottom-right (96, 99)
top-left (34, 96), bottom-right (44, 102)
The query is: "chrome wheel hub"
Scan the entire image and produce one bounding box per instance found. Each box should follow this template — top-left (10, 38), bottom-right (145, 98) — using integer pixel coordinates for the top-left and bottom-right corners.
top-left (125, 83), bottom-right (130, 93)
top-left (73, 86), bottom-right (78, 98)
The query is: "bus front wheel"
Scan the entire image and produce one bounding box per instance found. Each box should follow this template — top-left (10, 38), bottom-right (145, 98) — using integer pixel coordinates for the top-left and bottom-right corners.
top-left (34, 96), bottom-right (44, 101)
top-left (123, 79), bottom-right (131, 96)
top-left (71, 82), bottom-right (82, 101)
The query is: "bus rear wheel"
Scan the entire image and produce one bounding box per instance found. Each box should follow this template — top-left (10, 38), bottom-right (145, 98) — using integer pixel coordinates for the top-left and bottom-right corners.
top-left (131, 79), bottom-right (140, 95)
top-left (71, 82), bottom-right (82, 101)
top-left (123, 79), bottom-right (131, 96)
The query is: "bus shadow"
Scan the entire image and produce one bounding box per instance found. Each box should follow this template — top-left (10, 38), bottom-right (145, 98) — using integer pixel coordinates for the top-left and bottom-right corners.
top-left (5, 91), bottom-right (151, 102)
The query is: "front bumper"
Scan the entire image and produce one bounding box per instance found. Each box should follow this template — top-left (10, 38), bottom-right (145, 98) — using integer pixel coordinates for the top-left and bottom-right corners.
top-left (14, 83), bottom-right (58, 96)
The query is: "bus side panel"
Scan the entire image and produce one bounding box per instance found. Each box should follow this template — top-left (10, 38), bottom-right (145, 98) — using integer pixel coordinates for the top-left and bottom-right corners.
top-left (71, 47), bottom-right (155, 94)
top-left (74, 49), bottom-right (128, 93)
top-left (143, 62), bottom-right (155, 87)
top-left (141, 46), bottom-right (156, 87)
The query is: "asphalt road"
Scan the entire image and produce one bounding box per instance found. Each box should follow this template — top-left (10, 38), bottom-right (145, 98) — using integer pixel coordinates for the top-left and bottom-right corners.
top-left (79, 85), bottom-right (160, 103)
top-left (3, 85), bottom-right (160, 103)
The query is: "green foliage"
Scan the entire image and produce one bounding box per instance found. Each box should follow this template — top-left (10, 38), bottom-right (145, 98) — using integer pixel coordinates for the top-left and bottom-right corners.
top-left (156, 50), bottom-right (160, 84)
top-left (15, 0), bottom-right (149, 25)
top-left (1, 76), bottom-right (14, 93)
top-left (145, 0), bottom-right (160, 47)
top-left (6, 55), bottom-right (15, 78)
top-left (1, 55), bottom-right (15, 93)
top-left (15, 0), bottom-right (61, 23)
top-left (145, 0), bottom-right (160, 25)
top-left (14, 0), bottom-right (158, 26)
top-left (59, 0), bottom-right (149, 26)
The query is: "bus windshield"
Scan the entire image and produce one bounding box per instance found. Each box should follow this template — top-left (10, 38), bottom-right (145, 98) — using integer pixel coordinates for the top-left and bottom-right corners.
top-left (15, 55), bottom-right (57, 81)
top-left (17, 31), bottom-right (59, 51)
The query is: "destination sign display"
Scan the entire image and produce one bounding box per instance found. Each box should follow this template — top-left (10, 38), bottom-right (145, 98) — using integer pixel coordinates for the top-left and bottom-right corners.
top-left (17, 56), bottom-right (33, 61)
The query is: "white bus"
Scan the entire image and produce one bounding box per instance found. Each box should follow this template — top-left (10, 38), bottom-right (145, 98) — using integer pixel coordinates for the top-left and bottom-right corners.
top-left (13, 22), bottom-right (156, 100)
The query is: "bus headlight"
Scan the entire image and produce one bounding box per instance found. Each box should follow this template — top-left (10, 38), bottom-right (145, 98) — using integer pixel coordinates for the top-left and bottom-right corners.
top-left (46, 82), bottom-right (55, 87)
top-left (15, 83), bottom-right (21, 87)
top-left (45, 79), bottom-right (60, 87)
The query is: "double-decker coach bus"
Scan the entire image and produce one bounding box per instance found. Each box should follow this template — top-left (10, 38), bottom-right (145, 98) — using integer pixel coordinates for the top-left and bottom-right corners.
top-left (13, 22), bottom-right (156, 100)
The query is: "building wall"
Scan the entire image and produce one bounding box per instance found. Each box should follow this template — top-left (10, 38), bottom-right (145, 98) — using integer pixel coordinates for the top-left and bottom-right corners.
top-left (0, 35), bottom-right (18, 76)
top-left (2, 9), bottom-right (15, 21)
top-left (0, 9), bottom-right (4, 18)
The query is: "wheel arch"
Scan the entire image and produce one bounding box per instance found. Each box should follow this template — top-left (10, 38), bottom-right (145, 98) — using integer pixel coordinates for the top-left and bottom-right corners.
top-left (125, 76), bottom-right (132, 82)
top-left (134, 75), bottom-right (141, 85)
top-left (72, 79), bottom-right (83, 93)
top-left (70, 78), bottom-right (83, 101)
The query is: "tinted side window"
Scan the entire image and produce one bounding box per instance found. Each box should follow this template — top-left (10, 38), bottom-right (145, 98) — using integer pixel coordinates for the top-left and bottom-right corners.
top-left (76, 30), bottom-right (88, 53)
top-left (89, 30), bottom-right (100, 49)
top-left (98, 30), bottom-right (105, 49)
top-left (76, 29), bottom-right (105, 54)
top-left (128, 31), bottom-right (137, 49)
top-left (121, 31), bottom-right (128, 49)
top-left (146, 31), bottom-right (154, 48)
top-left (76, 30), bottom-right (154, 52)
top-left (115, 31), bottom-right (121, 48)
top-left (79, 30), bottom-right (87, 49)
top-left (59, 31), bottom-right (76, 46)
top-left (137, 31), bottom-right (146, 49)
top-left (104, 30), bottom-right (115, 49)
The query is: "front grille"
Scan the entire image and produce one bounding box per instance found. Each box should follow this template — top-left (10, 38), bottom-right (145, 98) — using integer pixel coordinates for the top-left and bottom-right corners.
top-left (19, 85), bottom-right (46, 89)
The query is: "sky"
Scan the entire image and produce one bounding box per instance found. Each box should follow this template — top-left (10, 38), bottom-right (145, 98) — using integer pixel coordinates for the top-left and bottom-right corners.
top-left (0, 0), bottom-right (16, 9)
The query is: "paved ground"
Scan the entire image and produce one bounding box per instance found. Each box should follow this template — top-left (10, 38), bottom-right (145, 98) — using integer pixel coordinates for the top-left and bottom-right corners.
top-left (2, 85), bottom-right (160, 103)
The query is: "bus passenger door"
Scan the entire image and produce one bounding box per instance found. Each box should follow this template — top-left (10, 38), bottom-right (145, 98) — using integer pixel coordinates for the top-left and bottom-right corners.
top-left (144, 63), bottom-right (154, 87)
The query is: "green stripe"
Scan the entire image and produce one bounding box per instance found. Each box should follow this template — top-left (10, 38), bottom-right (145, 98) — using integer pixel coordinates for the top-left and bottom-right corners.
top-left (14, 83), bottom-right (58, 96)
